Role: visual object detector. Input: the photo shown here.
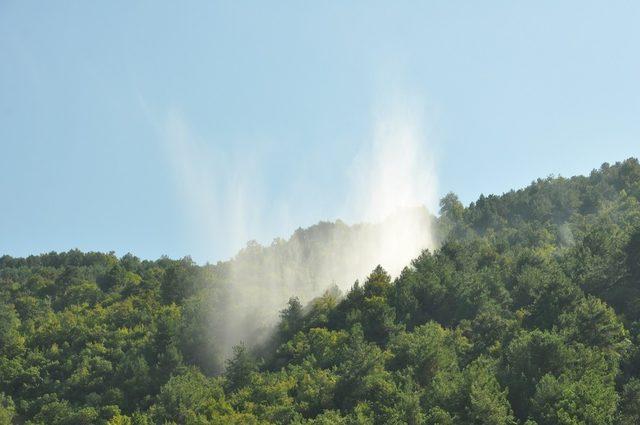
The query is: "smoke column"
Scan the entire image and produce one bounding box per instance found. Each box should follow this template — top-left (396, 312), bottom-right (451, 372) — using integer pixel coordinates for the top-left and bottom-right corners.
top-left (163, 98), bottom-right (438, 355)
top-left (346, 98), bottom-right (437, 276)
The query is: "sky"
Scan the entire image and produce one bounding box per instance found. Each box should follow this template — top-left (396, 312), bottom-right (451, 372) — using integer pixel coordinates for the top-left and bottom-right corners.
top-left (1, 1), bottom-right (639, 263)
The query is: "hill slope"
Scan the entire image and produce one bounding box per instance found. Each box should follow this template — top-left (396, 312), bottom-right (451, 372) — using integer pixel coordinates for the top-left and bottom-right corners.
top-left (1, 158), bottom-right (640, 424)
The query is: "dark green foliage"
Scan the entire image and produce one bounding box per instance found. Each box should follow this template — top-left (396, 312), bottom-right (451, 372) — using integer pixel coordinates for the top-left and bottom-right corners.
top-left (276, 297), bottom-right (305, 345)
top-left (1, 158), bottom-right (640, 423)
top-left (224, 344), bottom-right (257, 393)
top-left (618, 378), bottom-right (640, 424)
top-left (0, 393), bottom-right (15, 424)
top-left (148, 368), bottom-right (235, 424)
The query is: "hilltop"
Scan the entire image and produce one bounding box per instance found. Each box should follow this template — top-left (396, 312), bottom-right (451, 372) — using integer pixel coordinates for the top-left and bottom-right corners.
top-left (1, 158), bottom-right (640, 424)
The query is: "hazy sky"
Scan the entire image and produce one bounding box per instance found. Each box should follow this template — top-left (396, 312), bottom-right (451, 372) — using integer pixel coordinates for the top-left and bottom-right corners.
top-left (1, 1), bottom-right (639, 263)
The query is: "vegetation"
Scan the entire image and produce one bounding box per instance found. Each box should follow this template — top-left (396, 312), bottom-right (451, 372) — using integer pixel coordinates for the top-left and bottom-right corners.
top-left (1, 158), bottom-right (640, 424)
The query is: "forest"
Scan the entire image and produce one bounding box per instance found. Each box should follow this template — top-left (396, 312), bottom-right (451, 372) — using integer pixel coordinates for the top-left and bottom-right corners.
top-left (1, 158), bottom-right (640, 424)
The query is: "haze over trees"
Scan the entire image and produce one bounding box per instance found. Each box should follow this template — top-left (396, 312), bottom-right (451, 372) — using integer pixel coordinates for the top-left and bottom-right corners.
top-left (1, 158), bottom-right (640, 424)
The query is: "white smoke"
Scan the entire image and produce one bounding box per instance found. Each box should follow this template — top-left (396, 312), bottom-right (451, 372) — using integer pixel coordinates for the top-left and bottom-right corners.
top-left (161, 97), bottom-right (438, 355)
top-left (163, 109), bottom-right (257, 260)
top-left (346, 99), bottom-right (437, 277)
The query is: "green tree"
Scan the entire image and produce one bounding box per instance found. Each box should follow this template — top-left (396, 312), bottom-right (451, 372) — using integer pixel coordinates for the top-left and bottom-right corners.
top-left (224, 344), bottom-right (257, 393)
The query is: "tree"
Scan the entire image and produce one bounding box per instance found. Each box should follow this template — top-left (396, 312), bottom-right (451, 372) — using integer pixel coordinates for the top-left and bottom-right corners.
top-left (464, 358), bottom-right (516, 425)
top-left (277, 297), bottom-right (304, 343)
top-left (440, 192), bottom-right (465, 223)
top-left (0, 302), bottom-right (25, 357)
top-left (0, 393), bottom-right (15, 424)
top-left (160, 258), bottom-right (198, 305)
top-left (531, 370), bottom-right (618, 425)
top-left (617, 378), bottom-right (640, 424)
top-left (224, 344), bottom-right (257, 393)
top-left (388, 322), bottom-right (462, 387)
top-left (149, 368), bottom-right (236, 424)
top-left (559, 296), bottom-right (629, 356)
top-left (502, 330), bottom-right (570, 419)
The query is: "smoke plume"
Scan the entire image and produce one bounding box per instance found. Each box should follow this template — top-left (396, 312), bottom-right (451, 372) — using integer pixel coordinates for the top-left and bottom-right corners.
top-left (163, 99), bottom-right (438, 355)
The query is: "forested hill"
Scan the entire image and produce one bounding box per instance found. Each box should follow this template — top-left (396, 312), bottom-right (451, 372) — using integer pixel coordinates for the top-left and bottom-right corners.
top-left (1, 158), bottom-right (640, 424)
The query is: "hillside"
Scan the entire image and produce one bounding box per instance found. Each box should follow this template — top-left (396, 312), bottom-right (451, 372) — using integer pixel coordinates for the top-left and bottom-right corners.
top-left (1, 158), bottom-right (640, 424)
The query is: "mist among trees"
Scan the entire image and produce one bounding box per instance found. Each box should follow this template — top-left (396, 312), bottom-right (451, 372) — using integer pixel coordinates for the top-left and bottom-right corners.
top-left (2, 158), bottom-right (640, 424)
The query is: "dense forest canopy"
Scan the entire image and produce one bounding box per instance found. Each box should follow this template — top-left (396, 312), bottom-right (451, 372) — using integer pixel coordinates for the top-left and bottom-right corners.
top-left (1, 158), bottom-right (640, 424)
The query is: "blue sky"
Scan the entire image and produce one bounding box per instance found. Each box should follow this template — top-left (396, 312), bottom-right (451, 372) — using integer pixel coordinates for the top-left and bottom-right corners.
top-left (1, 1), bottom-right (639, 263)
